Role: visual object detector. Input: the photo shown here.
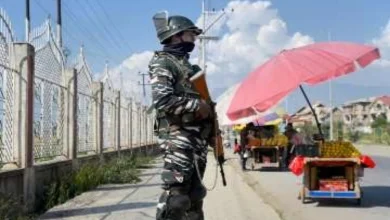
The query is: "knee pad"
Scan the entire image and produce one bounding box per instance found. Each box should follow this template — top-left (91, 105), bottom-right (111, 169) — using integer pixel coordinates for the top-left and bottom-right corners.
top-left (189, 185), bottom-right (206, 202)
top-left (156, 191), bottom-right (191, 220)
top-left (168, 193), bottom-right (191, 211)
top-left (156, 191), bottom-right (169, 220)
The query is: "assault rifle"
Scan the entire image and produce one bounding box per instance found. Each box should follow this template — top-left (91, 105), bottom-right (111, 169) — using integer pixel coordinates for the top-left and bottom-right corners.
top-left (190, 68), bottom-right (227, 187)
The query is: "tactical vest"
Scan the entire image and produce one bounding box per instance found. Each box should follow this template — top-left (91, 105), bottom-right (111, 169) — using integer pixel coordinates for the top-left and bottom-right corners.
top-left (150, 51), bottom-right (202, 136)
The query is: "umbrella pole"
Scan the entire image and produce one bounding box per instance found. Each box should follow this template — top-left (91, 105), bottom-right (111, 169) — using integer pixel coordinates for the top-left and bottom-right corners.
top-left (299, 85), bottom-right (324, 138)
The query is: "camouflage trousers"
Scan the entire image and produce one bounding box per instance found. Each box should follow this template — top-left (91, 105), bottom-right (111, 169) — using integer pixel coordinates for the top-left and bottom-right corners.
top-left (156, 131), bottom-right (208, 220)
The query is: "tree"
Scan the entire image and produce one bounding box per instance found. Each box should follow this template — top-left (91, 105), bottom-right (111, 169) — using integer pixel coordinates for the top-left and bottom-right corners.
top-left (336, 120), bottom-right (344, 139)
top-left (346, 129), bottom-right (361, 143)
top-left (371, 115), bottom-right (387, 129)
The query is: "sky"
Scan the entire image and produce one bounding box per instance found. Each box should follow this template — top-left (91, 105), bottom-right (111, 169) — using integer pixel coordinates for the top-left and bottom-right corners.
top-left (1, 0), bottom-right (390, 114)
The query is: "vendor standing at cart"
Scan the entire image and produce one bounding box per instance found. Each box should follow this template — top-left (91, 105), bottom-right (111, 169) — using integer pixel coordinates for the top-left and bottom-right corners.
top-left (283, 123), bottom-right (299, 167)
top-left (239, 123), bottom-right (255, 170)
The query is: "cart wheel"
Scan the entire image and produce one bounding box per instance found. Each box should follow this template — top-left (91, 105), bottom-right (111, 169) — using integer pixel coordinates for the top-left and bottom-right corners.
top-left (356, 198), bottom-right (362, 206)
top-left (277, 161), bottom-right (282, 171)
top-left (357, 191), bottom-right (363, 206)
top-left (300, 187), bottom-right (307, 204)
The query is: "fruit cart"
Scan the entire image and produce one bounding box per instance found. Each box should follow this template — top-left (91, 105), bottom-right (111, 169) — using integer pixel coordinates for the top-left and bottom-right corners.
top-left (294, 141), bottom-right (374, 205)
top-left (298, 157), bottom-right (363, 205)
top-left (248, 134), bottom-right (288, 170)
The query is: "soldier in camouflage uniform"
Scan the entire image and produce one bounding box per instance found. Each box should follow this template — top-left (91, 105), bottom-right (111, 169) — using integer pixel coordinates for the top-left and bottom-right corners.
top-left (149, 12), bottom-right (220, 220)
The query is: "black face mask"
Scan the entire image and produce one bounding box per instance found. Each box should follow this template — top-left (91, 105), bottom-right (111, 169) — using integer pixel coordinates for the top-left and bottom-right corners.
top-left (163, 42), bottom-right (195, 57)
top-left (177, 42), bottom-right (195, 53)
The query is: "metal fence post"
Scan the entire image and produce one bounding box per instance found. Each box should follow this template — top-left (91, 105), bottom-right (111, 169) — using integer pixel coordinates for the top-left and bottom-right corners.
top-left (96, 82), bottom-right (104, 159)
top-left (116, 91), bottom-right (121, 155)
top-left (129, 98), bottom-right (133, 156)
top-left (144, 106), bottom-right (148, 146)
top-left (138, 103), bottom-right (142, 148)
top-left (71, 68), bottom-right (77, 160)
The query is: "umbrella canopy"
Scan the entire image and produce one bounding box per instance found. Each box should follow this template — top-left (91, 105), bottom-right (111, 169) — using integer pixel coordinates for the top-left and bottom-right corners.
top-left (227, 42), bottom-right (381, 121)
top-left (216, 82), bottom-right (286, 126)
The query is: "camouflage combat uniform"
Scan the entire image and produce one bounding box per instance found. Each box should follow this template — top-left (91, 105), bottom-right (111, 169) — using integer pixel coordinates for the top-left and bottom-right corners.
top-left (149, 12), bottom-right (214, 220)
top-left (150, 50), bottom-right (210, 220)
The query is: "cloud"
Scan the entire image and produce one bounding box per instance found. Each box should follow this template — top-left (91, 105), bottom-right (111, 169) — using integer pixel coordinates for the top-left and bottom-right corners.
top-left (195, 0), bottom-right (313, 99)
top-left (373, 20), bottom-right (390, 61)
top-left (101, 1), bottom-right (313, 102)
top-left (107, 51), bottom-right (154, 103)
top-left (104, 0), bottom-right (390, 108)
top-left (337, 20), bottom-right (390, 87)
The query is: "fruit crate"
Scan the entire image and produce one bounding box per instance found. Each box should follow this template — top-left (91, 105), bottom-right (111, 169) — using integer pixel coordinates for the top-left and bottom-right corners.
top-left (319, 179), bottom-right (348, 191)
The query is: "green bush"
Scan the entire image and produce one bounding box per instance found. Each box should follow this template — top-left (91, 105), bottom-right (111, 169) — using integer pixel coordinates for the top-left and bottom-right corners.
top-left (380, 132), bottom-right (390, 145)
top-left (42, 155), bottom-right (152, 213)
top-left (0, 192), bottom-right (24, 219)
top-left (346, 130), bottom-right (361, 143)
top-left (0, 155), bottom-right (154, 219)
top-left (74, 162), bottom-right (103, 194)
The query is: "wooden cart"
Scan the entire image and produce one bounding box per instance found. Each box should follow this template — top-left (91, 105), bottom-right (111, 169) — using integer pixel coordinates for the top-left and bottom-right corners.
top-left (298, 157), bottom-right (363, 205)
top-left (248, 146), bottom-right (283, 170)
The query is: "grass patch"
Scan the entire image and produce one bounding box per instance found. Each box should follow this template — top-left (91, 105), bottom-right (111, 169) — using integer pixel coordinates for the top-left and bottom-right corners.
top-left (0, 192), bottom-right (34, 220)
top-left (42, 155), bottom-right (154, 211)
top-left (1, 154), bottom-right (154, 219)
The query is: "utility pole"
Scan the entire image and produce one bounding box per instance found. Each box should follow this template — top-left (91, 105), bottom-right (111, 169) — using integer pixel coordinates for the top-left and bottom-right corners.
top-left (120, 72), bottom-right (124, 91)
top-left (328, 31), bottom-right (333, 140)
top-left (25, 0), bottom-right (30, 42)
top-left (198, 0), bottom-right (229, 72)
top-left (138, 72), bottom-right (151, 104)
top-left (285, 97), bottom-right (289, 124)
top-left (56, 0), bottom-right (62, 48)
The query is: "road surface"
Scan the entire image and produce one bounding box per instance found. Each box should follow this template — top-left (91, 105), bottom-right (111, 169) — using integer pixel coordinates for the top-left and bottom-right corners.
top-left (39, 155), bottom-right (281, 220)
top-left (228, 145), bottom-right (390, 220)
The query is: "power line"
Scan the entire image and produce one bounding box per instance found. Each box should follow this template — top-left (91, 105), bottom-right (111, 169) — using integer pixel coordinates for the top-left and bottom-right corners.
top-left (85, 0), bottom-right (124, 52)
top-left (62, 1), bottom-right (115, 61)
top-left (74, 0), bottom-right (124, 58)
top-left (95, 0), bottom-right (133, 51)
top-left (64, 2), bottom-right (112, 56)
top-left (32, 0), bottom-right (51, 15)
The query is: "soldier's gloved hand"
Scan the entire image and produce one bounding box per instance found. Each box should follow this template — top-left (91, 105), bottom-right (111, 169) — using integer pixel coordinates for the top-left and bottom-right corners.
top-left (196, 100), bottom-right (211, 120)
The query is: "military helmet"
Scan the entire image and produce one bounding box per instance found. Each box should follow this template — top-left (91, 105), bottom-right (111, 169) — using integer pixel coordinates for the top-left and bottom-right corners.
top-left (153, 12), bottom-right (202, 44)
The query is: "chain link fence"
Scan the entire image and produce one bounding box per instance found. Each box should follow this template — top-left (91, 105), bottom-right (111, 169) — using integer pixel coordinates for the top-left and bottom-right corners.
top-left (0, 11), bottom-right (157, 167)
top-left (74, 49), bottom-right (97, 154)
top-left (30, 19), bottom-right (66, 160)
top-left (102, 78), bottom-right (116, 151)
top-left (0, 8), bottom-right (16, 165)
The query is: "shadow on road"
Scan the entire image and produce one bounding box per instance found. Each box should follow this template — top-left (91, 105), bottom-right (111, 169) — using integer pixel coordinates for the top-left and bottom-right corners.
top-left (92, 183), bottom-right (162, 192)
top-left (361, 185), bottom-right (390, 208)
top-left (313, 185), bottom-right (390, 208)
top-left (39, 202), bottom-right (157, 219)
top-left (139, 172), bottom-right (161, 177)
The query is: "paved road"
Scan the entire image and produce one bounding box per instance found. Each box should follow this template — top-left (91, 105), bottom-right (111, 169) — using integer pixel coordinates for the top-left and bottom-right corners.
top-left (229, 145), bottom-right (390, 220)
top-left (39, 155), bottom-right (281, 220)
